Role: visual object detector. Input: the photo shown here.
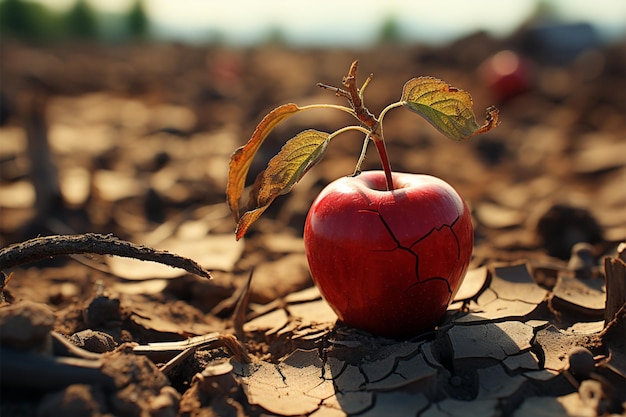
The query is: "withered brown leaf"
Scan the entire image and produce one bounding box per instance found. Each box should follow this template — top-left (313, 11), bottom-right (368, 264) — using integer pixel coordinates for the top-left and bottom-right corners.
top-left (227, 103), bottom-right (303, 220)
top-left (235, 130), bottom-right (330, 240)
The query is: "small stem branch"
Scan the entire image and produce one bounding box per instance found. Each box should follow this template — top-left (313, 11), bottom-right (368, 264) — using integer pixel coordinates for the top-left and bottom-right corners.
top-left (359, 73), bottom-right (374, 99)
top-left (342, 61), bottom-right (378, 129)
top-left (378, 101), bottom-right (404, 126)
top-left (328, 125), bottom-right (372, 138)
top-left (352, 133), bottom-right (372, 176)
top-left (325, 126), bottom-right (376, 177)
top-left (299, 103), bottom-right (357, 118)
top-left (319, 60), bottom-right (394, 190)
top-left (299, 103), bottom-right (354, 114)
top-left (317, 83), bottom-right (351, 101)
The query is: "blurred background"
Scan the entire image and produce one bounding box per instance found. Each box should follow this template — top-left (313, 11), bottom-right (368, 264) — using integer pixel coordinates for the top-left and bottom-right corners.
top-left (0, 0), bottom-right (625, 262)
top-left (1, 0), bottom-right (624, 46)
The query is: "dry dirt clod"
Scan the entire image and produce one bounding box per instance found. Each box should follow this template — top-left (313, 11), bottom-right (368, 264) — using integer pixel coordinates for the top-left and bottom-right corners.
top-left (83, 294), bottom-right (122, 329)
top-left (70, 329), bottom-right (117, 353)
top-left (37, 384), bottom-right (109, 417)
top-left (102, 346), bottom-right (171, 416)
top-left (0, 300), bottom-right (55, 350)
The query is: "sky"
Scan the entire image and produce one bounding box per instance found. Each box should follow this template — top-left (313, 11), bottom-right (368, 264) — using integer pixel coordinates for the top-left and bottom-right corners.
top-left (36, 0), bottom-right (626, 46)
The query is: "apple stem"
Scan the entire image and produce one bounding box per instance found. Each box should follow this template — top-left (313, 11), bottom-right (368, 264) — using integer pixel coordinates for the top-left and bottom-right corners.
top-left (372, 134), bottom-right (395, 191)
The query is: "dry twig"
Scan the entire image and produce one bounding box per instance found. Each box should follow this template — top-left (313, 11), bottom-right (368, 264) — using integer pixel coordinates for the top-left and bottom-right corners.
top-left (0, 233), bottom-right (212, 279)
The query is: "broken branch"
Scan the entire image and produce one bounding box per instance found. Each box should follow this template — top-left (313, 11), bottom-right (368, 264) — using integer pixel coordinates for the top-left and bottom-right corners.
top-left (0, 233), bottom-right (212, 280)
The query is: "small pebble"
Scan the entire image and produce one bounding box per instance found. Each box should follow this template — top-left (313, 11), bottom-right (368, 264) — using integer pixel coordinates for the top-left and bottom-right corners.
top-left (0, 301), bottom-right (55, 349)
top-left (568, 346), bottom-right (595, 379)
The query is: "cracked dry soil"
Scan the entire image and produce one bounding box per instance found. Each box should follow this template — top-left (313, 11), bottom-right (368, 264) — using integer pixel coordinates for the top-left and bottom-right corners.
top-left (1, 33), bottom-right (625, 417)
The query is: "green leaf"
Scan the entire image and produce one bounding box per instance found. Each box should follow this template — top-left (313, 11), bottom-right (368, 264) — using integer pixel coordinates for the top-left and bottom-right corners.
top-left (227, 103), bottom-right (303, 220)
top-left (401, 77), bottom-right (499, 141)
top-left (235, 130), bottom-right (330, 240)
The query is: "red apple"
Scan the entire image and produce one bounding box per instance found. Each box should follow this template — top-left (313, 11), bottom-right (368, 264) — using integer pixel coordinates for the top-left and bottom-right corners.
top-left (303, 170), bottom-right (473, 338)
top-left (479, 50), bottom-right (532, 102)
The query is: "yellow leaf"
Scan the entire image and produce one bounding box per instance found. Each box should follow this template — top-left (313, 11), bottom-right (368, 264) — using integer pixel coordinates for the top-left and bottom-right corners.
top-left (235, 130), bottom-right (330, 240)
top-left (401, 77), bottom-right (499, 141)
top-left (227, 103), bottom-right (302, 220)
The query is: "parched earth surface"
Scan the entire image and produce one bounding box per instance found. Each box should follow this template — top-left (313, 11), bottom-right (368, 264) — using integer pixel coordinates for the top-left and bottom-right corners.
top-left (0, 30), bottom-right (625, 417)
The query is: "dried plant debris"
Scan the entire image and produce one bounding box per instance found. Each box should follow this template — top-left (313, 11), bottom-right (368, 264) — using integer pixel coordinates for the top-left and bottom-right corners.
top-left (0, 233), bottom-right (212, 279)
